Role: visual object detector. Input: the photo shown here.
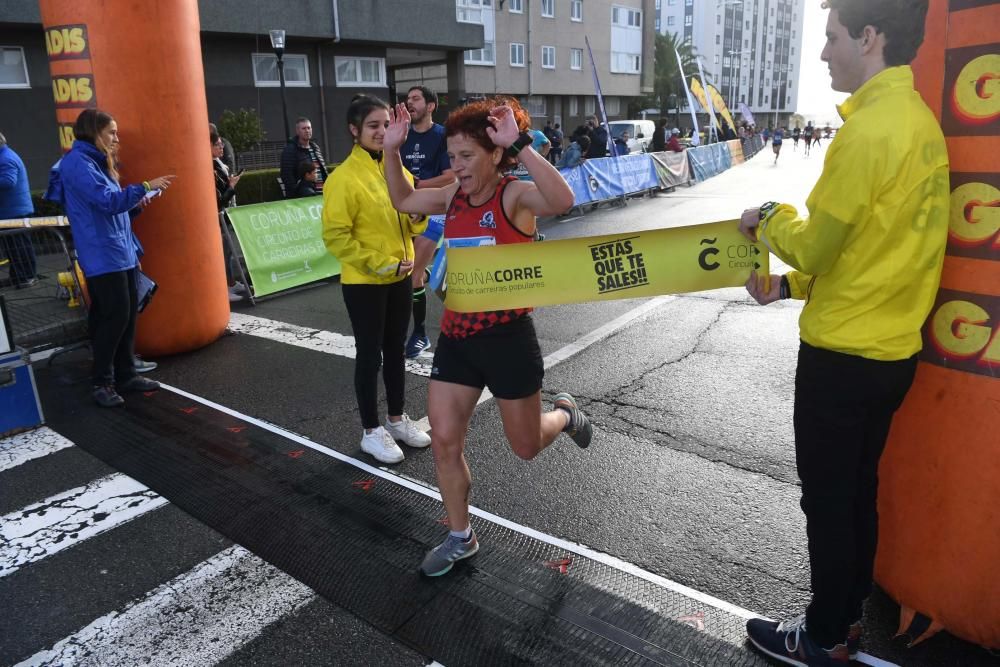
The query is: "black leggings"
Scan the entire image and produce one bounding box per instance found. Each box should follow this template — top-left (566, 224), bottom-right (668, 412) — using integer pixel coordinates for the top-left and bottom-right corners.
top-left (342, 276), bottom-right (412, 429)
top-left (795, 341), bottom-right (917, 647)
top-left (87, 268), bottom-right (138, 386)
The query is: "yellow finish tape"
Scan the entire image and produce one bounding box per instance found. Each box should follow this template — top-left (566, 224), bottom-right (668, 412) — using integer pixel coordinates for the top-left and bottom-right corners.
top-left (445, 220), bottom-right (768, 312)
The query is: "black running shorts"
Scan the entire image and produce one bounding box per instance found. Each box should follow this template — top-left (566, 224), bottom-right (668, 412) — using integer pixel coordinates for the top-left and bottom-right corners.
top-left (430, 315), bottom-right (543, 400)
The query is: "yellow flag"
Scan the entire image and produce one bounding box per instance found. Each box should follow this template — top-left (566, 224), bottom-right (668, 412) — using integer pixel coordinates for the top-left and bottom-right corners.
top-left (444, 220), bottom-right (768, 312)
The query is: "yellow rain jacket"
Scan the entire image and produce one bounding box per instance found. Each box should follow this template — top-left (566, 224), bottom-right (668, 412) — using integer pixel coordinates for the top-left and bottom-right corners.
top-left (758, 66), bottom-right (950, 361)
top-left (322, 144), bottom-right (428, 285)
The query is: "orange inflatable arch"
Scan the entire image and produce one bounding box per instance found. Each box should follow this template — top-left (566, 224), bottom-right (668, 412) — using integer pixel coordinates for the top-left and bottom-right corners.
top-left (875, 0), bottom-right (1000, 650)
top-left (40, 0), bottom-right (229, 356)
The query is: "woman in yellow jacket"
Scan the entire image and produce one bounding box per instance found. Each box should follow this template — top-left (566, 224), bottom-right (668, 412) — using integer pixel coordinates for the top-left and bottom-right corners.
top-left (323, 94), bottom-right (431, 464)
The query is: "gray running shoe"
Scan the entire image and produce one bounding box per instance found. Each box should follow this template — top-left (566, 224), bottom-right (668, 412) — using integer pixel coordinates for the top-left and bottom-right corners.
top-left (420, 530), bottom-right (479, 577)
top-left (554, 392), bottom-right (592, 448)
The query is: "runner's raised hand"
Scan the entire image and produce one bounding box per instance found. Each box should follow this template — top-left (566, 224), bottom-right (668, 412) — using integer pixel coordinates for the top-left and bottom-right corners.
top-left (384, 104), bottom-right (411, 152)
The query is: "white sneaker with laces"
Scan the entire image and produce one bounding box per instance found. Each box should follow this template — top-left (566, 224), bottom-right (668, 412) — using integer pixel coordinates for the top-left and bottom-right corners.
top-left (360, 427), bottom-right (405, 464)
top-left (384, 414), bottom-right (431, 448)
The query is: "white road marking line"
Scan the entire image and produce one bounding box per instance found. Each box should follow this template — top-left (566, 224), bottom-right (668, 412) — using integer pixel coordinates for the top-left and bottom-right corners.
top-left (228, 312), bottom-right (434, 377)
top-left (160, 381), bottom-right (902, 667)
top-left (856, 653), bottom-right (900, 667)
top-left (0, 473), bottom-right (167, 578)
top-left (15, 544), bottom-right (313, 667)
top-left (0, 426), bottom-right (74, 473)
top-left (161, 380), bottom-right (758, 621)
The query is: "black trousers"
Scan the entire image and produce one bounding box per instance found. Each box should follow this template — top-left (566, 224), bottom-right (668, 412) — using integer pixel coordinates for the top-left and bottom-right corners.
top-left (87, 268), bottom-right (139, 387)
top-left (0, 230), bottom-right (37, 284)
top-left (795, 341), bottom-right (917, 648)
top-left (342, 276), bottom-right (412, 429)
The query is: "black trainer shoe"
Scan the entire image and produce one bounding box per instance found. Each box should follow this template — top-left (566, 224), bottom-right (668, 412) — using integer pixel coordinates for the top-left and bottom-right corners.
top-left (554, 392), bottom-right (592, 448)
top-left (118, 376), bottom-right (160, 393)
top-left (746, 614), bottom-right (849, 666)
top-left (92, 385), bottom-right (125, 407)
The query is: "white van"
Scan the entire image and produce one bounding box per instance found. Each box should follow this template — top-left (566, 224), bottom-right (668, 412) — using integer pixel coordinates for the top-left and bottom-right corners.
top-left (608, 119), bottom-right (656, 153)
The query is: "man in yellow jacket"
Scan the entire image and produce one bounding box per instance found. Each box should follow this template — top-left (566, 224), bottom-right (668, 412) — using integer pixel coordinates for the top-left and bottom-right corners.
top-left (737, 1), bottom-right (949, 664)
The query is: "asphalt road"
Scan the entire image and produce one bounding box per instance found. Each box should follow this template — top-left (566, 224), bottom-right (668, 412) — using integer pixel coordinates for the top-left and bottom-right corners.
top-left (2, 141), bottom-right (995, 667)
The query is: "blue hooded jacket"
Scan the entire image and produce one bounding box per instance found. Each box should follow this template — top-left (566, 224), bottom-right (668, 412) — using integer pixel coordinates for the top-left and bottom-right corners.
top-left (53, 140), bottom-right (146, 277)
top-left (0, 144), bottom-right (33, 218)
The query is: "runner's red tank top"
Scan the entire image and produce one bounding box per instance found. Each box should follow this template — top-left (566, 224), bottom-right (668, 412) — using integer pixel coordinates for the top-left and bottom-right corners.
top-left (440, 174), bottom-right (535, 338)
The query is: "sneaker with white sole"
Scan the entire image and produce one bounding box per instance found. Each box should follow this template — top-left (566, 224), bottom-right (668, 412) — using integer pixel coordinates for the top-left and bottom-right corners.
top-left (384, 414), bottom-right (431, 448)
top-left (231, 280), bottom-right (248, 295)
top-left (360, 427), bottom-right (404, 464)
top-left (553, 392), bottom-right (593, 448)
top-left (420, 530), bottom-right (479, 576)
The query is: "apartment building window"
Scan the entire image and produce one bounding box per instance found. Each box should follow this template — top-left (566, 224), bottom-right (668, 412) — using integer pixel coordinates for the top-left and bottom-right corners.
top-left (524, 96), bottom-right (547, 116)
top-left (585, 96), bottom-right (596, 115)
top-left (255, 53), bottom-right (311, 87)
top-left (569, 96), bottom-right (579, 116)
top-left (715, 35), bottom-right (720, 44)
top-left (571, 0), bottom-right (583, 21)
top-left (667, 15), bottom-right (675, 25)
top-left (655, 0), bottom-right (661, 8)
top-left (611, 51), bottom-right (640, 74)
top-left (612, 6), bottom-right (642, 27)
top-left (510, 42), bottom-right (526, 66)
top-left (570, 48), bottom-right (583, 70)
top-left (0, 46), bottom-right (30, 88)
top-left (655, 17), bottom-right (660, 30)
top-left (669, 0), bottom-right (676, 4)
top-left (542, 46), bottom-right (556, 69)
top-left (684, 15), bottom-right (692, 26)
top-left (605, 96), bottom-right (620, 115)
top-left (541, 0), bottom-right (554, 17)
top-left (456, 0), bottom-right (486, 23)
top-left (509, 0), bottom-right (523, 11)
top-left (465, 41), bottom-right (496, 65)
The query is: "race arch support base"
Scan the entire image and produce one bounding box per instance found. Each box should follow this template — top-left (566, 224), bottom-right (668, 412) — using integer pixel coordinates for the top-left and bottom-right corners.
top-left (39, 0), bottom-right (230, 356)
top-left (875, 0), bottom-right (1000, 651)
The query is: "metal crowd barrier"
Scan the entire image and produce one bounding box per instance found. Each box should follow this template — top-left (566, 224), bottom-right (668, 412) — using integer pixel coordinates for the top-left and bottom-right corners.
top-left (0, 217), bottom-right (89, 353)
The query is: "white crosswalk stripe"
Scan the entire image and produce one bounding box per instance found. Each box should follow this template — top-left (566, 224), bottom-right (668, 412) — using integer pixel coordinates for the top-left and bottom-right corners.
top-left (0, 426), bottom-right (74, 473)
top-left (1, 473), bottom-right (167, 577)
top-left (228, 311), bottom-right (434, 377)
top-left (15, 545), bottom-right (314, 667)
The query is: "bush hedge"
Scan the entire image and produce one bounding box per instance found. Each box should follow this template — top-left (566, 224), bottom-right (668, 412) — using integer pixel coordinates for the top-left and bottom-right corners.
top-left (234, 169), bottom-right (283, 206)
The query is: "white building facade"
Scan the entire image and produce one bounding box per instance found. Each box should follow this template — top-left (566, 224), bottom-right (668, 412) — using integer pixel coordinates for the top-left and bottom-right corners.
top-left (444, 0), bottom-right (656, 129)
top-left (656, 0), bottom-right (805, 125)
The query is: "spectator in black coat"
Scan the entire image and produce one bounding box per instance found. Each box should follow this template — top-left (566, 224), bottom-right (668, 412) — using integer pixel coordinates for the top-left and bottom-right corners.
top-left (650, 118), bottom-right (668, 152)
top-left (584, 115), bottom-right (609, 158)
top-left (280, 117), bottom-right (327, 198)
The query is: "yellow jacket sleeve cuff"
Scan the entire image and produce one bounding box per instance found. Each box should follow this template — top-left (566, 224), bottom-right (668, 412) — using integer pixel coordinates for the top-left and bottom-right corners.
top-left (786, 271), bottom-right (812, 300)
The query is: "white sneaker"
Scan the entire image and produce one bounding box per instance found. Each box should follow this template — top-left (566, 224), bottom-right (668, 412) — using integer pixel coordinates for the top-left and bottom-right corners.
top-left (384, 414), bottom-right (431, 448)
top-left (231, 281), bottom-right (248, 295)
top-left (227, 289), bottom-right (242, 303)
top-left (360, 427), bottom-right (404, 464)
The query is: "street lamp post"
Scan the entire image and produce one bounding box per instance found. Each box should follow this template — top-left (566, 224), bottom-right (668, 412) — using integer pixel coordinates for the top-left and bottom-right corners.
top-left (269, 29), bottom-right (291, 141)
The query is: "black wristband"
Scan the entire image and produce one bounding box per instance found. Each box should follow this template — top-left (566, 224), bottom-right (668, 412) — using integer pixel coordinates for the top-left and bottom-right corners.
top-left (507, 131), bottom-right (533, 158)
top-left (759, 201), bottom-right (779, 221)
top-left (780, 274), bottom-right (791, 299)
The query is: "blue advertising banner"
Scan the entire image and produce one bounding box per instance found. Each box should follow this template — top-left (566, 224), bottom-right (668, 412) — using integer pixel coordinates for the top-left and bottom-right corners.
top-left (687, 143), bottom-right (733, 182)
top-left (614, 154), bottom-right (660, 193)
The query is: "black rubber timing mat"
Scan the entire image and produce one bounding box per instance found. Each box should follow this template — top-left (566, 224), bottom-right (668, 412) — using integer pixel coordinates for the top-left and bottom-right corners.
top-left (37, 366), bottom-right (767, 667)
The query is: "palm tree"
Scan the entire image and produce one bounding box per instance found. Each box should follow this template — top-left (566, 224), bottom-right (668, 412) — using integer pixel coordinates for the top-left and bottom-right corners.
top-left (653, 32), bottom-right (701, 118)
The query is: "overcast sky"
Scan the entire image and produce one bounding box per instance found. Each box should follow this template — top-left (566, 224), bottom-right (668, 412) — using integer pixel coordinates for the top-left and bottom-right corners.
top-left (796, 1), bottom-right (849, 123)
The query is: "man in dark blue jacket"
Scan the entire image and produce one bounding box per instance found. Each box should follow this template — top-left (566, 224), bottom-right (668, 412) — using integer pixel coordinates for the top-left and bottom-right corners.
top-left (0, 132), bottom-right (38, 287)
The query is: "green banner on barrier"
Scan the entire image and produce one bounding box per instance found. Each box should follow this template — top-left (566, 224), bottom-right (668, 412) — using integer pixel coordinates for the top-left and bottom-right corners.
top-left (444, 220), bottom-right (767, 312)
top-left (225, 196), bottom-right (340, 297)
